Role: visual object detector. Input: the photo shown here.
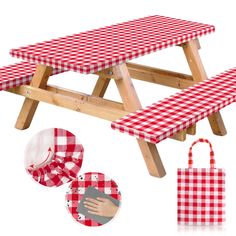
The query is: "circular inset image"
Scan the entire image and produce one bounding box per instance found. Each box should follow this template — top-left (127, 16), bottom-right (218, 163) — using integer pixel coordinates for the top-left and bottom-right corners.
top-left (65, 172), bottom-right (121, 226)
top-left (25, 128), bottom-right (84, 187)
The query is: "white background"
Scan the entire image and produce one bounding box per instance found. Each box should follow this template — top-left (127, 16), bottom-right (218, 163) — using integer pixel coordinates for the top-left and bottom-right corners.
top-left (0, 0), bottom-right (236, 235)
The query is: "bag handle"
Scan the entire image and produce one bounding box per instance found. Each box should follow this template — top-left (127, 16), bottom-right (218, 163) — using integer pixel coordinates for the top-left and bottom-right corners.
top-left (188, 138), bottom-right (215, 168)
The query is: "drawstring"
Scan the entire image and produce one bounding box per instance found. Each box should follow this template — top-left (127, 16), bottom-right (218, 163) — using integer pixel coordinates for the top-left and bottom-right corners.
top-left (27, 155), bottom-right (82, 186)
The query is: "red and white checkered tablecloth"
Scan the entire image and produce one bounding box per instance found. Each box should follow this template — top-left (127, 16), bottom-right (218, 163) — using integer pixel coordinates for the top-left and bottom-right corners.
top-left (65, 172), bottom-right (121, 227)
top-left (10, 15), bottom-right (214, 74)
top-left (0, 61), bottom-right (66, 91)
top-left (27, 128), bottom-right (84, 187)
top-left (111, 67), bottom-right (236, 143)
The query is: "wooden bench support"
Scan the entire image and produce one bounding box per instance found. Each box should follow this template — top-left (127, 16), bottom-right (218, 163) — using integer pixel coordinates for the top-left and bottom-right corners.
top-left (9, 85), bottom-right (128, 121)
top-left (127, 63), bottom-right (195, 89)
top-left (112, 63), bottom-right (166, 177)
top-left (182, 39), bottom-right (227, 136)
top-left (14, 65), bottom-right (53, 130)
top-left (96, 63), bottom-right (195, 89)
top-left (46, 85), bottom-right (124, 110)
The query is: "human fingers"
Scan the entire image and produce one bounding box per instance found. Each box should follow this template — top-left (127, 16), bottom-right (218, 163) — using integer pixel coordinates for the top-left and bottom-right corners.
top-left (84, 201), bottom-right (98, 208)
top-left (88, 210), bottom-right (102, 216)
top-left (85, 198), bottom-right (100, 205)
top-left (96, 197), bottom-right (107, 202)
top-left (84, 204), bottom-right (98, 211)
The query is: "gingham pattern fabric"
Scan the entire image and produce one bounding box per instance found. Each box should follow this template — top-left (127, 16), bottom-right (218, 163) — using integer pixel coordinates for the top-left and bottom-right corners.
top-left (111, 67), bottom-right (236, 143)
top-left (54, 128), bottom-right (83, 160)
top-left (0, 61), bottom-right (66, 91)
top-left (27, 128), bottom-right (84, 187)
top-left (177, 139), bottom-right (225, 225)
top-left (65, 172), bottom-right (121, 227)
top-left (10, 15), bottom-right (214, 74)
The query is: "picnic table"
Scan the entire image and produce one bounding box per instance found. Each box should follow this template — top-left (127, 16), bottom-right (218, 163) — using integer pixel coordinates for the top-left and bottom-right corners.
top-left (7, 15), bottom-right (226, 178)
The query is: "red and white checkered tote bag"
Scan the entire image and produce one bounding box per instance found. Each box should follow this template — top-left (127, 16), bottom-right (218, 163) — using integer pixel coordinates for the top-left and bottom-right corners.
top-left (177, 138), bottom-right (225, 225)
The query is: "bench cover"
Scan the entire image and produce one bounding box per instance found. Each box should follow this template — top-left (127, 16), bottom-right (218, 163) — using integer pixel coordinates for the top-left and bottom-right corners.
top-left (111, 68), bottom-right (236, 143)
top-left (0, 61), bottom-right (65, 91)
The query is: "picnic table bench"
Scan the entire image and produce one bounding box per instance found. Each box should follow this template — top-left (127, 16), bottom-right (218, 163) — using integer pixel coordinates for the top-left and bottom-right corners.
top-left (112, 67), bottom-right (236, 143)
top-left (0, 62), bottom-right (65, 91)
top-left (0, 15), bottom-right (232, 178)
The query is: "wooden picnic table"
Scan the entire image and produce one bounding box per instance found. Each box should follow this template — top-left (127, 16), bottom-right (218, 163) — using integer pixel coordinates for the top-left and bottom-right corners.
top-left (8, 15), bottom-right (226, 178)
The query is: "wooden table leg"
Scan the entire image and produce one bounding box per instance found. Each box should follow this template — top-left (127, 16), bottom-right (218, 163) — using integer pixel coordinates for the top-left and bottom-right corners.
top-left (137, 140), bottom-right (166, 177)
top-left (112, 63), bottom-right (166, 177)
top-left (15, 64), bottom-right (53, 130)
top-left (187, 125), bottom-right (196, 135)
top-left (92, 76), bottom-right (110, 97)
top-left (182, 39), bottom-right (227, 136)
